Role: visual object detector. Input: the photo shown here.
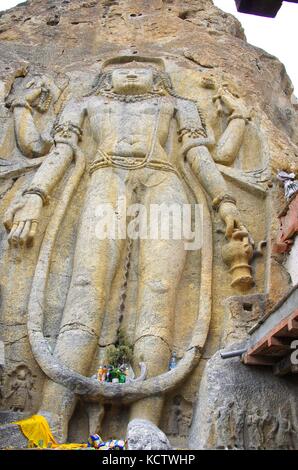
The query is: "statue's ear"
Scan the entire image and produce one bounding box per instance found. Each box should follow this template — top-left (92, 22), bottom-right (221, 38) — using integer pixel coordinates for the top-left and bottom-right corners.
top-left (152, 72), bottom-right (165, 93)
top-left (153, 71), bottom-right (174, 95)
top-left (91, 73), bottom-right (103, 89)
top-left (90, 72), bottom-right (113, 95)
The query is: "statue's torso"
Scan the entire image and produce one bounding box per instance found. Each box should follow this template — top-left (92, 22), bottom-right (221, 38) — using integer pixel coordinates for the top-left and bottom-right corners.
top-left (86, 96), bottom-right (175, 161)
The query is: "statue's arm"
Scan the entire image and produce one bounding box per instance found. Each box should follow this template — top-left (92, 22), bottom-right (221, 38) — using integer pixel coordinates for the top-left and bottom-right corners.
top-left (25, 99), bottom-right (86, 197)
top-left (4, 99), bottom-right (86, 247)
top-left (176, 98), bottom-right (247, 238)
top-left (11, 83), bottom-right (52, 158)
top-left (212, 87), bottom-right (250, 166)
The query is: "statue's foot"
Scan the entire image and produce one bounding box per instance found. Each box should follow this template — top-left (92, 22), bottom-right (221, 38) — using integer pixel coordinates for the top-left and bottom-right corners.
top-left (127, 419), bottom-right (172, 450)
top-left (38, 410), bottom-right (68, 444)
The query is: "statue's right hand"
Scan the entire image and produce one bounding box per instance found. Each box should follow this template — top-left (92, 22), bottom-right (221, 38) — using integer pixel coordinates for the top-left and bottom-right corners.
top-left (4, 194), bottom-right (43, 247)
top-left (22, 85), bottom-right (43, 105)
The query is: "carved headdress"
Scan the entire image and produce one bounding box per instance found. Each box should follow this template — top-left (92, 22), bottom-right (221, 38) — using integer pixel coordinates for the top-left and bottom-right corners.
top-left (88, 55), bottom-right (176, 98)
top-left (101, 55), bottom-right (165, 71)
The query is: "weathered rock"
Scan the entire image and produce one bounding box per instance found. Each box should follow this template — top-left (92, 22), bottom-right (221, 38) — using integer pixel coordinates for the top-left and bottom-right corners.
top-left (189, 351), bottom-right (298, 449)
top-left (0, 0), bottom-right (296, 450)
top-left (127, 419), bottom-right (172, 450)
top-left (0, 410), bottom-right (31, 425)
top-left (0, 423), bottom-right (27, 449)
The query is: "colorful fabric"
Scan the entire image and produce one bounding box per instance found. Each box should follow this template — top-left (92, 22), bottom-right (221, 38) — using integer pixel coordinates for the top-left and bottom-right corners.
top-left (88, 435), bottom-right (126, 450)
top-left (98, 439), bottom-right (126, 450)
top-left (13, 415), bottom-right (87, 449)
top-left (87, 434), bottom-right (103, 449)
top-left (13, 414), bottom-right (125, 450)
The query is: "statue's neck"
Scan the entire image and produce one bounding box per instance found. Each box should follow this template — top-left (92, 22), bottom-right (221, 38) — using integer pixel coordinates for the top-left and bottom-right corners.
top-left (98, 89), bottom-right (163, 102)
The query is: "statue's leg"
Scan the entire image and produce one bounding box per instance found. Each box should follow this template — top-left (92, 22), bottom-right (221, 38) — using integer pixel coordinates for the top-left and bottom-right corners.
top-left (39, 168), bottom-right (128, 441)
top-left (130, 172), bottom-right (188, 425)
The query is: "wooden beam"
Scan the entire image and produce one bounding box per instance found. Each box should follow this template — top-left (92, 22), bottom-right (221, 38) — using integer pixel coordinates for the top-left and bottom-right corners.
top-left (288, 318), bottom-right (298, 335)
top-left (242, 355), bottom-right (276, 366)
top-left (265, 337), bottom-right (292, 357)
top-left (268, 336), bottom-right (291, 349)
top-left (249, 340), bottom-right (268, 356)
top-left (247, 309), bottom-right (298, 357)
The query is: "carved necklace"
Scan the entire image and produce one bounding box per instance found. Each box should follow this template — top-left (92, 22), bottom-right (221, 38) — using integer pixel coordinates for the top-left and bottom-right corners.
top-left (98, 89), bottom-right (163, 103)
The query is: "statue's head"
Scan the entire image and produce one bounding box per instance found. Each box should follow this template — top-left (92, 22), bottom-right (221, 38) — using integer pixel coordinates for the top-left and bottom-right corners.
top-left (89, 55), bottom-right (177, 98)
top-left (15, 365), bottom-right (27, 380)
top-left (111, 66), bottom-right (154, 95)
top-left (17, 370), bottom-right (26, 380)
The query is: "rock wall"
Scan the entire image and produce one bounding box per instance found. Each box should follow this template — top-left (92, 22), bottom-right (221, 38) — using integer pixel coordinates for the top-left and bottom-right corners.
top-left (0, 0), bottom-right (297, 449)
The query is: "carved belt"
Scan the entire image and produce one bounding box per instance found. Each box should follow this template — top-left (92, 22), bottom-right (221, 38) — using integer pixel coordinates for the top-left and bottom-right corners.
top-left (89, 149), bottom-right (180, 177)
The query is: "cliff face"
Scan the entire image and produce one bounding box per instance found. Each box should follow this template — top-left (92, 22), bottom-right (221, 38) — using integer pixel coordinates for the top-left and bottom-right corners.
top-left (0, 0), bottom-right (296, 150)
top-left (0, 0), bottom-right (297, 450)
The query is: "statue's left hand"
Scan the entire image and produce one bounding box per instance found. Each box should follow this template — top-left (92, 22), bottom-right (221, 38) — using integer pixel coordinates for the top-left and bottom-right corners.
top-left (22, 80), bottom-right (45, 106)
top-left (213, 87), bottom-right (248, 119)
top-left (8, 79), bottom-right (44, 109)
top-left (219, 201), bottom-right (248, 239)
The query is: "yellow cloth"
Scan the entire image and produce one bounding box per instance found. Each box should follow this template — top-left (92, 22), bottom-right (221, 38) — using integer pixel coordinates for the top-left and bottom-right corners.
top-left (13, 415), bottom-right (87, 449)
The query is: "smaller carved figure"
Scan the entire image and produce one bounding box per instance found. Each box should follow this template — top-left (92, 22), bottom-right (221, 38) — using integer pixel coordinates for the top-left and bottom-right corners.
top-left (215, 401), bottom-right (236, 449)
top-left (276, 405), bottom-right (297, 450)
top-left (245, 407), bottom-right (280, 450)
top-left (5, 365), bottom-right (35, 412)
top-left (167, 395), bottom-right (192, 437)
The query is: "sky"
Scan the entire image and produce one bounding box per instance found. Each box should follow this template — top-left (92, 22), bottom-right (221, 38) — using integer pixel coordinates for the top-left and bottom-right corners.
top-left (213, 1), bottom-right (297, 93)
top-left (0, 0), bottom-right (297, 92)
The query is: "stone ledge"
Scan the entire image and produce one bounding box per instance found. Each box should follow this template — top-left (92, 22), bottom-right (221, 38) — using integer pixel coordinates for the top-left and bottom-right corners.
top-left (0, 423), bottom-right (28, 449)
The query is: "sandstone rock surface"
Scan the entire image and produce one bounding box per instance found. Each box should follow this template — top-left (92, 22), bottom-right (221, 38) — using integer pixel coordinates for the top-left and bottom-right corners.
top-left (127, 419), bottom-right (172, 450)
top-left (0, 0), bottom-right (296, 449)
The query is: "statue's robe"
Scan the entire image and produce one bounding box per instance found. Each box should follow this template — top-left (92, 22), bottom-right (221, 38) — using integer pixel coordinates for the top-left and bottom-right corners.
top-left (0, 66), bottom-right (268, 440)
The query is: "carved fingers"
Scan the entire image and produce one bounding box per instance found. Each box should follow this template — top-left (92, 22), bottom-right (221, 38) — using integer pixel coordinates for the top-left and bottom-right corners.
top-left (213, 87), bottom-right (247, 117)
top-left (218, 201), bottom-right (247, 239)
top-left (8, 219), bottom-right (38, 247)
top-left (4, 194), bottom-right (42, 247)
top-left (3, 200), bottom-right (25, 232)
top-left (225, 217), bottom-right (248, 239)
top-left (224, 214), bottom-right (236, 239)
top-left (24, 79), bottom-right (44, 105)
top-left (20, 220), bottom-right (38, 246)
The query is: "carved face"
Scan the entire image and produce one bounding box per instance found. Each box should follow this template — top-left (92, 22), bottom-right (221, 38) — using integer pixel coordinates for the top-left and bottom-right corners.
top-left (111, 67), bottom-right (154, 95)
top-left (16, 369), bottom-right (26, 380)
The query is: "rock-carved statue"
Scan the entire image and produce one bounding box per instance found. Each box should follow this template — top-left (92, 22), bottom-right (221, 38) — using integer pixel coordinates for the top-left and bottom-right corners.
top-left (3, 56), bottom-right (253, 442)
top-left (212, 84), bottom-right (250, 167)
top-left (7, 77), bottom-right (54, 160)
top-left (221, 228), bottom-right (254, 290)
top-left (166, 395), bottom-right (192, 437)
top-left (5, 365), bottom-right (35, 412)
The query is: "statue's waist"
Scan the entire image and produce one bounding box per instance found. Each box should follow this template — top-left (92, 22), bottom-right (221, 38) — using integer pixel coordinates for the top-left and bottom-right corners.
top-left (89, 149), bottom-right (179, 176)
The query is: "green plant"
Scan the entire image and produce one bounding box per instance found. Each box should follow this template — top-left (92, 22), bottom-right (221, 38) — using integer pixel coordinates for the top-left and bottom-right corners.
top-left (105, 329), bottom-right (133, 367)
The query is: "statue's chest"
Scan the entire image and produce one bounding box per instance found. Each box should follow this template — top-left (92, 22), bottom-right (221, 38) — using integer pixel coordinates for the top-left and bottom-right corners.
top-left (88, 99), bottom-right (174, 128)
